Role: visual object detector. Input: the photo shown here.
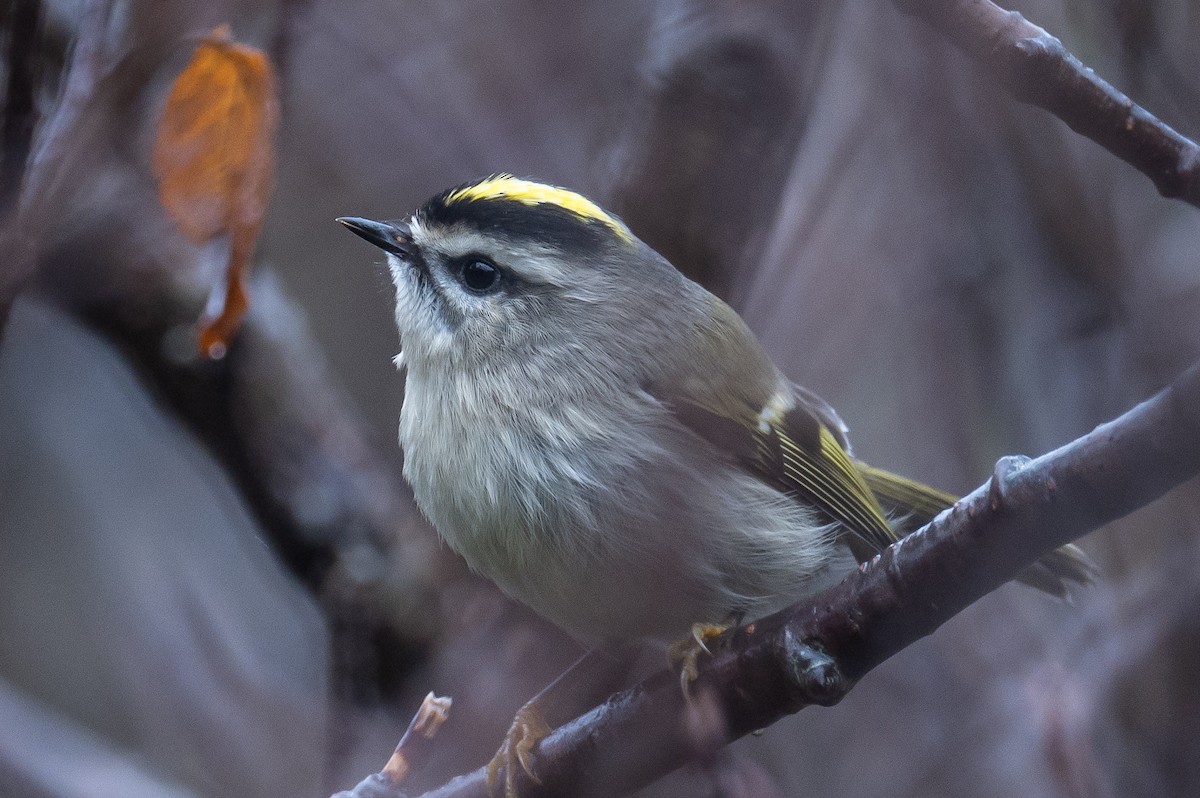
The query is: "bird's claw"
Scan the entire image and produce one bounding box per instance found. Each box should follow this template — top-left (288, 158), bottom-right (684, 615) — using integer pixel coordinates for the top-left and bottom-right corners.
top-left (668, 623), bottom-right (729, 697)
top-left (485, 702), bottom-right (552, 798)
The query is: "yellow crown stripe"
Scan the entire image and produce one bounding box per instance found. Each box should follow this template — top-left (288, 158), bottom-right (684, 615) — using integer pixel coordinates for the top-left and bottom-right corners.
top-left (446, 175), bottom-right (632, 242)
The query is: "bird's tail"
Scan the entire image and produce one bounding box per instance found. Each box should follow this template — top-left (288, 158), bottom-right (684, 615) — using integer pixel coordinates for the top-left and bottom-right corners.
top-left (855, 462), bottom-right (1098, 598)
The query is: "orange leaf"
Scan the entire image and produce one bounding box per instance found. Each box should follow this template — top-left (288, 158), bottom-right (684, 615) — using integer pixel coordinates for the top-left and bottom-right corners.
top-left (152, 24), bottom-right (278, 358)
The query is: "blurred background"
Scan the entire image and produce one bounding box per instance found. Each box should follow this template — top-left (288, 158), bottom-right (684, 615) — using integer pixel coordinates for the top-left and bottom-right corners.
top-left (1, 0), bottom-right (1199, 795)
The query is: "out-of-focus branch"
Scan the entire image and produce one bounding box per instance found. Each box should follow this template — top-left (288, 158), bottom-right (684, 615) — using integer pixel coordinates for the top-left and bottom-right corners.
top-left (1, 0), bottom-right (43, 213)
top-left (60, 258), bottom-right (449, 692)
top-left (607, 28), bottom-right (804, 301)
top-left (892, 0), bottom-right (1200, 209)
top-left (407, 361), bottom-right (1200, 798)
top-left (0, 0), bottom-right (115, 333)
top-left (18, 0), bottom-right (112, 216)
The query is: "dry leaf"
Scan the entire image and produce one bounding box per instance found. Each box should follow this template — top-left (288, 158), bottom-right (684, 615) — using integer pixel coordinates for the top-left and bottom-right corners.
top-left (152, 24), bottom-right (278, 358)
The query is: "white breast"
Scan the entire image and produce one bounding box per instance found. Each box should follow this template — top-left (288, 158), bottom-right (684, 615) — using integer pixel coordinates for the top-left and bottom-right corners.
top-left (399, 365), bottom-right (846, 644)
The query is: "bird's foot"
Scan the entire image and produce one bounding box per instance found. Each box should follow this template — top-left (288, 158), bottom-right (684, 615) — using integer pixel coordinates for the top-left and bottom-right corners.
top-left (667, 622), bottom-right (729, 697)
top-left (485, 701), bottom-right (552, 798)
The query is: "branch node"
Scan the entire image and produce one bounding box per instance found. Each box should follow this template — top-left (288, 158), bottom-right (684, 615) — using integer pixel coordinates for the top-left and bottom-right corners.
top-left (1005, 34), bottom-right (1065, 104)
top-left (988, 455), bottom-right (1030, 510)
top-left (1011, 33), bottom-right (1062, 60)
top-left (780, 628), bottom-right (850, 707)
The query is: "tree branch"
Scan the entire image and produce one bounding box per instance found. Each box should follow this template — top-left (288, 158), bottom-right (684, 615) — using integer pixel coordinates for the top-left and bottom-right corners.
top-left (402, 360), bottom-right (1200, 798)
top-left (892, 0), bottom-right (1200, 209)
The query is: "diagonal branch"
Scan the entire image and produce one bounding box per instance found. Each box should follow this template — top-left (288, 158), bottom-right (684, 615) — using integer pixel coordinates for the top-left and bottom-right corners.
top-left (891, 0), bottom-right (1200, 209)
top-left (399, 359), bottom-right (1200, 798)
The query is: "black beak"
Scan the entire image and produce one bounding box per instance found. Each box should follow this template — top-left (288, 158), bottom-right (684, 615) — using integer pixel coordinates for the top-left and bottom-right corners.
top-left (336, 216), bottom-right (413, 257)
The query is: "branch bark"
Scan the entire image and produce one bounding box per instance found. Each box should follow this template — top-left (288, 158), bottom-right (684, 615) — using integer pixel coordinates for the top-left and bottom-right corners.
top-left (892, 0), bottom-right (1200, 209)
top-left (400, 359), bottom-right (1200, 798)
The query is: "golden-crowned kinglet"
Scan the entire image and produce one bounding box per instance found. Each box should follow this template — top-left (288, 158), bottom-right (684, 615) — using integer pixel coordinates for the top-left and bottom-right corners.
top-left (339, 175), bottom-right (1093, 646)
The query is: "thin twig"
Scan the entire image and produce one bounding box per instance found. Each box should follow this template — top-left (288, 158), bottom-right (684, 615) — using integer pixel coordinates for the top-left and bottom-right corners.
top-left (412, 360), bottom-right (1200, 798)
top-left (891, 0), bottom-right (1200, 209)
top-left (330, 693), bottom-right (453, 798)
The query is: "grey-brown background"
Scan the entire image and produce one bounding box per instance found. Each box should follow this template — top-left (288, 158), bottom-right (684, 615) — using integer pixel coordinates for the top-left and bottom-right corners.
top-left (1, 0), bottom-right (1198, 795)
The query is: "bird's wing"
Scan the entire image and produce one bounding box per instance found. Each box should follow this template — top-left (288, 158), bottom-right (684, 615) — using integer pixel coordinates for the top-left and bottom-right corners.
top-left (654, 383), bottom-right (899, 561)
top-left (646, 294), bottom-right (896, 560)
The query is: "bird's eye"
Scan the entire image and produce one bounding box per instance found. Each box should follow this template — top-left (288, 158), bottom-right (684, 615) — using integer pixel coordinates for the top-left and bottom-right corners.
top-left (459, 259), bottom-right (502, 293)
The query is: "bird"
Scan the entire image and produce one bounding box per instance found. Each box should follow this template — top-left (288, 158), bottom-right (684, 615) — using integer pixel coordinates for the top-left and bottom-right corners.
top-left (338, 174), bottom-right (1094, 793)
